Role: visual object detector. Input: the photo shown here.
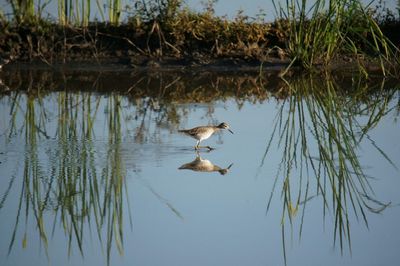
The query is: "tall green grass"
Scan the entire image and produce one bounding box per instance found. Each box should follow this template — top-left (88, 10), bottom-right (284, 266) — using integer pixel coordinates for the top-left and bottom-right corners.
top-left (6, 0), bottom-right (181, 26)
top-left (2, 0), bottom-right (399, 75)
top-left (58, 0), bottom-right (92, 26)
top-left (8, 0), bottom-right (36, 23)
top-left (108, 0), bottom-right (121, 25)
top-left (273, 0), bottom-right (399, 75)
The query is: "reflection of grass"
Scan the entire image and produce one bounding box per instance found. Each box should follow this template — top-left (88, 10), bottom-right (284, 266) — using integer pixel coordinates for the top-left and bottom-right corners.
top-left (3, 88), bottom-right (187, 265)
top-left (5, 92), bottom-right (129, 266)
top-left (1, 68), bottom-right (276, 104)
top-left (262, 73), bottom-right (397, 265)
top-left (2, 68), bottom-right (399, 265)
top-left (8, 93), bottom-right (49, 257)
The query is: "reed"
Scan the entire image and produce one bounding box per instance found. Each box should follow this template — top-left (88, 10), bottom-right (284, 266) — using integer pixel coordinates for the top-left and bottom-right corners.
top-left (108, 0), bottom-right (121, 25)
top-left (2, 0), bottom-right (399, 74)
top-left (8, 0), bottom-right (36, 23)
top-left (58, 0), bottom-right (91, 26)
top-left (272, 0), bottom-right (399, 74)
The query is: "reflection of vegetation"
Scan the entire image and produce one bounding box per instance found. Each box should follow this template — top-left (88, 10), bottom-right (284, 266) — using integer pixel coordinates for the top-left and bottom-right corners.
top-left (2, 70), bottom-right (201, 263)
top-left (5, 92), bottom-right (130, 265)
top-left (1, 68), bottom-right (399, 266)
top-left (262, 73), bottom-right (399, 265)
top-left (0, 68), bottom-right (275, 104)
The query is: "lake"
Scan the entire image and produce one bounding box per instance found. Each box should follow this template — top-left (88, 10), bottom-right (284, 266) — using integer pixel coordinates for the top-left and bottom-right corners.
top-left (0, 67), bottom-right (399, 266)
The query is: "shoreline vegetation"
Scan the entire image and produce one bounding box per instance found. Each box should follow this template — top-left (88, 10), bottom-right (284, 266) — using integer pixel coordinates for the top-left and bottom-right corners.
top-left (0, 0), bottom-right (399, 76)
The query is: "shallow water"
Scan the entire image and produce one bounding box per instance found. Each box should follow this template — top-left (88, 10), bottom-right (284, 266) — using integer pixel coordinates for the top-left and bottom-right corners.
top-left (0, 69), bottom-right (399, 266)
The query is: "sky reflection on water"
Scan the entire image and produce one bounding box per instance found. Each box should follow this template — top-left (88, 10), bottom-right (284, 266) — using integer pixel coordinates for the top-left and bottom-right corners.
top-left (0, 70), bottom-right (399, 266)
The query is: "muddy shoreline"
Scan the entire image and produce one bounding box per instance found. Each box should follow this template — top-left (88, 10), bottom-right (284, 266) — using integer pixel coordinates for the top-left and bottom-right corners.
top-left (0, 56), bottom-right (290, 72)
top-left (1, 18), bottom-right (398, 74)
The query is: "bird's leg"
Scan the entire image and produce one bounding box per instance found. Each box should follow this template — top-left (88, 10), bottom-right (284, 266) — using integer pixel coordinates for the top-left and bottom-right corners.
top-left (195, 140), bottom-right (215, 150)
top-left (196, 145), bottom-right (214, 150)
top-left (195, 140), bottom-right (200, 150)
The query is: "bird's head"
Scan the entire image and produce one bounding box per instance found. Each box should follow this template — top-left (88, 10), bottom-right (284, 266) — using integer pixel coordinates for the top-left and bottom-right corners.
top-left (218, 122), bottom-right (234, 134)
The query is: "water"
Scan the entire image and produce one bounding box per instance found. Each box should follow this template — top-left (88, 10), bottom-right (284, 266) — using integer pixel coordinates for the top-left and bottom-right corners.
top-left (0, 68), bottom-right (399, 266)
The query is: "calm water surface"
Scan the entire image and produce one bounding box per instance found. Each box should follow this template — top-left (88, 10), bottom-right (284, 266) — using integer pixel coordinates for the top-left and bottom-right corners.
top-left (0, 69), bottom-right (399, 266)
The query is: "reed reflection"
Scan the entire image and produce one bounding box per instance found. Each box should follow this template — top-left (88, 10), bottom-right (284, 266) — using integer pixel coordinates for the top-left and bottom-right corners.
top-left (2, 68), bottom-right (263, 265)
top-left (2, 92), bottom-right (133, 266)
top-left (261, 73), bottom-right (399, 264)
top-left (0, 86), bottom-right (196, 265)
top-left (0, 68), bottom-right (399, 266)
top-left (178, 152), bottom-right (233, 175)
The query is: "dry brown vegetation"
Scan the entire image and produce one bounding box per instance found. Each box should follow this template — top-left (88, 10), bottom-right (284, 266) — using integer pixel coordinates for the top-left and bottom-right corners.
top-left (0, 0), bottom-right (399, 74)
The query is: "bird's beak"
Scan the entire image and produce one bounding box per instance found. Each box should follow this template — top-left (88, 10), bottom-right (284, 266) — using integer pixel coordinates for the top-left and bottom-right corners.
top-left (228, 129), bottom-right (234, 134)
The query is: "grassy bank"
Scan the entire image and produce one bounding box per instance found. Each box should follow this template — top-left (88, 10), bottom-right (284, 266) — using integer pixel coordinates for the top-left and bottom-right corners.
top-left (0, 0), bottom-right (399, 74)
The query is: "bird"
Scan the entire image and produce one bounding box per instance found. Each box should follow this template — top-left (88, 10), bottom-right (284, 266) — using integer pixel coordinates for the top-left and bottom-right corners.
top-left (179, 153), bottom-right (233, 175)
top-left (178, 122), bottom-right (234, 150)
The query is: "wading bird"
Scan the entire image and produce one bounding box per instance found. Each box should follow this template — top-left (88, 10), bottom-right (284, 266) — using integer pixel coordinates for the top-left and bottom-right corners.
top-left (178, 122), bottom-right (234, 150)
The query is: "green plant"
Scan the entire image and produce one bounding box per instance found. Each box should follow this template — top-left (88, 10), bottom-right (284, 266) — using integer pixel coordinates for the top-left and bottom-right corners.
top-left (273, 0), bottom-right (398, 75)
top-left (108, 0), bottom-right (121, 25)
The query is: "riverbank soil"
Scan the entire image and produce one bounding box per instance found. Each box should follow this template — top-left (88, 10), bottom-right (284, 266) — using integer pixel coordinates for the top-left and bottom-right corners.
top-left (0, 15), bottom-right (399, 70)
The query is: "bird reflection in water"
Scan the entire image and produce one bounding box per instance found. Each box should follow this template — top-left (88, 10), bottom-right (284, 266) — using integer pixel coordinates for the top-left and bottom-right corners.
top-left (178, 152), bottom-right (233, 175)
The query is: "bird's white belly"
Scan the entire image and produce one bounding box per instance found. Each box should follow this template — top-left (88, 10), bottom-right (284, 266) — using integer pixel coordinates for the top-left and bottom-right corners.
top-left (199, 131), bottom-right (213, 141)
